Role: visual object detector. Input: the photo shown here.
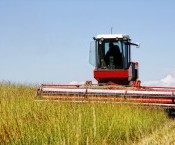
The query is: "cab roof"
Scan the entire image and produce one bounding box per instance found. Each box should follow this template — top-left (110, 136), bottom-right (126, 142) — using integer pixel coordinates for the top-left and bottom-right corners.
top-left (95, 34), bottom-right (130, 40)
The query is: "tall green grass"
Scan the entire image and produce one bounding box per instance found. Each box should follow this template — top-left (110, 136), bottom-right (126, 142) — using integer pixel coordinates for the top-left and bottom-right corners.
top-left (0, 83), bottom-right (168, 145)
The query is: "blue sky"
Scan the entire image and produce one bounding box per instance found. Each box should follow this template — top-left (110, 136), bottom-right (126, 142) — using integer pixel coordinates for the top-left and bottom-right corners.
top-left (0, 0), bottom-right (175, 85)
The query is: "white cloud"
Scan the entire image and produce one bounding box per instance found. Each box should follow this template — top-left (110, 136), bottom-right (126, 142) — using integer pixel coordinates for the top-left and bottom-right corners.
top-left (143, 75), bottom-right (175, 87)
top-left (69, 81), bottom-right (84, 85)
top-left (69, 80), bottom-right (98, 85)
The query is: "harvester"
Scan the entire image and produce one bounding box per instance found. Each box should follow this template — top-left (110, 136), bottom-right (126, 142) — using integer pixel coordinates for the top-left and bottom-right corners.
top-left (37, 34), bottom-right (175, 110)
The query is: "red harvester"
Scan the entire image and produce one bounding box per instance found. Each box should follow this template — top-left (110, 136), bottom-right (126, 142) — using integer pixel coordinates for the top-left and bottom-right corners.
top-left (37, 34), bottom-right (175, 113)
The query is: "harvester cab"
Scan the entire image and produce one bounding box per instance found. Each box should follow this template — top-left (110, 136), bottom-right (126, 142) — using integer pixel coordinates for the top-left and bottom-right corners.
top-left (90, 34), bottom-right (140, 86)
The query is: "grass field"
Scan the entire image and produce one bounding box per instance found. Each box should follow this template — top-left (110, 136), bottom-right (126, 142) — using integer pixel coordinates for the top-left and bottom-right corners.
top-left (0, 83), bottom-right (172, 145)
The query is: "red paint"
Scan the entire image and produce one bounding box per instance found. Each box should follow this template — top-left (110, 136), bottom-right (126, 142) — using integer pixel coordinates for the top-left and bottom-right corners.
top-left (128, 98), bottom-right (173, 104)
top-left (94, 69), bottom-right (129, 79)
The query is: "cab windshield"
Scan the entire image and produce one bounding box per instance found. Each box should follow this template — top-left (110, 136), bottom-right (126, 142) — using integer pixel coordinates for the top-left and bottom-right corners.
top-left (97, 40), bottom-right (130, 69)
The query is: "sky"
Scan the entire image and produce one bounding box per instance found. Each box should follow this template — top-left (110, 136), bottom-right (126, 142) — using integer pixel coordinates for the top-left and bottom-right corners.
top-left (0, 0), bottom-right (175, 86)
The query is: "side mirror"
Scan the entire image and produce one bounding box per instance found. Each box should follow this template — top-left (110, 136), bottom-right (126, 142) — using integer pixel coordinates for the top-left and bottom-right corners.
top-left (136, 43), bottom-right (140, 48)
